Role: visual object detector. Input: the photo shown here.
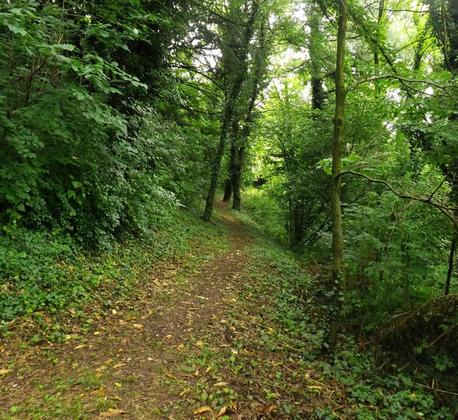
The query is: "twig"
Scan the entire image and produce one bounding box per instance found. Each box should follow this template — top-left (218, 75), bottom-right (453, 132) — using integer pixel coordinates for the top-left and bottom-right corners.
top-left (428, 177), bottom-right (447, 201)
top-left (428, 323), bottom-right (458, 347)
top-left (414, 383), bottom-right (458, 397)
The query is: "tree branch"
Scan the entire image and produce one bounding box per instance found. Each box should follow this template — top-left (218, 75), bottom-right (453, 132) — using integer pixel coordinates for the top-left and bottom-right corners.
top-left (351, 74), bottom-right (458, 104)
top-left (338, 170), bottom-right (458, 228)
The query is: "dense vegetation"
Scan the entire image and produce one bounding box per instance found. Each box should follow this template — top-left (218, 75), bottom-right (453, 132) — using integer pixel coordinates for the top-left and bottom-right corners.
top-left (1, 0), bottom-right (457, 417)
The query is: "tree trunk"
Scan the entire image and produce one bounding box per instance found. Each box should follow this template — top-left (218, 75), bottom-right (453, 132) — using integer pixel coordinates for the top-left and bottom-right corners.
top-left (445, 233), bottom-right (457, 295)
top-left (223, 178), bottom-right (232, 202)
top-left (232, 146), bottom-right (244, 211)
top-left (228, 21), bottom-right (268, 212)
top-left (329, 0), bottom-right (347, 353)
top-left (202, 2), bottom-right (259, 221)
top-left (310, 5), bottom-right (326, 111)
top-left (373, 0), bottom-right (385, 95)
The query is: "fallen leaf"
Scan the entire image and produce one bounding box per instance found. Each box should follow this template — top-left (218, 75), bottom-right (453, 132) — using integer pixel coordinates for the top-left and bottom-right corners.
top-left (0, 369), bottom-right (11, 376)
top-left (193, 406), bottom-right (213, 416)
top-left (217, 406), bottom-right (227, 417)
top-left (214, 382), bottom-right (228, 388)
top-left (113, 363), bottom-right (126, 369)
top-left (133, 324), bottom-right (143, 329)
top-left (256, 404), bottom-right (277, 414)
top-left (99, 408), bottom-right (125, 417)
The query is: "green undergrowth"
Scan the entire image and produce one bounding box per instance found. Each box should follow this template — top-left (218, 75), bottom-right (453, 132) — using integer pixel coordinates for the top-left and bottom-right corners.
top-left (0, 207), bottom-right (229, 340)
top-left (183, 216), bottom-right (456, 419)
top-left (241, 187), bottom-right (286, 243)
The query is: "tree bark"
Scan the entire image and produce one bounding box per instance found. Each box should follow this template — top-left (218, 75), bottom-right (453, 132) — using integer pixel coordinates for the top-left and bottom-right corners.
top-left (329, 0), bottom-right (347, 353)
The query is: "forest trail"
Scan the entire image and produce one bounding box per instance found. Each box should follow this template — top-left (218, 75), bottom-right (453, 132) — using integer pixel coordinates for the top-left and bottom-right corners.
top-left (0, 204), bottom-right (256, 419)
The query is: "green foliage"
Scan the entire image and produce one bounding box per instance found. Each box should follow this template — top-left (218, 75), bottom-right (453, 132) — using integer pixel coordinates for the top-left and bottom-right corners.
top-left (241, 187), bottom-right (286, 241)
top-left (0, 0), bottom-right (198, 246)
top-left (318, 342), bottom-right (454, 419)
top-left (252, 235), bottom-right (455, 419)
top-left (251, 80), bottom-right (332, 248)
top-left (0, 226), bottom-right (74, 321)
top-left (0, 207), bottom-right (221, 328)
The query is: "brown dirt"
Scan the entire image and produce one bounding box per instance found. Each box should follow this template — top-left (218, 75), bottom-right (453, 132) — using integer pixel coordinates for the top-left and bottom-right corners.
top-left (0, 203), bottom-right (253, 419)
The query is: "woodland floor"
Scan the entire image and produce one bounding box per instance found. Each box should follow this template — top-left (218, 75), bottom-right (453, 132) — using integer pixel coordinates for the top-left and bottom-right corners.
top-left (2, 203), bottom-right (450, 419)
top-left (0, 203), bottom-right (333, 419)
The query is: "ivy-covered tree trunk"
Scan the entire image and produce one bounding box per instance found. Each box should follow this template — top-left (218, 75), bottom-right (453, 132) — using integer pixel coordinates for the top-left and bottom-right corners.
top-left (310, 5), bottom-right (326, 111)
top-left (223, 122), bottom-right (241, 203)
top-left (445, 233), bottom-right (456, 295)
top-left (228, 20), bottom-right (268, 212)
top-left (329, 0), bottom-right (347, 352)
top-left (231, 145), bottom-right (244, 211)
top-left (203, 1), bottom-right (259, 221)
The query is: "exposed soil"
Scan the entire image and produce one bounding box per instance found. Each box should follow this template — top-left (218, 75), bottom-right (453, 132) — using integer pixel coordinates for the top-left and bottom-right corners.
top-left (0, 204), bottom-right (254, 419)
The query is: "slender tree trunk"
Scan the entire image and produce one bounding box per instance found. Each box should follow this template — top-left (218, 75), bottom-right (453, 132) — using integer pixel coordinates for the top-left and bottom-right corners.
top-left (232, 146), bottom-right (244, 211)
top-left (310, 6), bottom-right (326, 111)
top-left (373, 0), bottom-right (384, 95)
top-left (202, 2), bottom-right (259, 221)
top-left (204, 118), bottom-right (230, 221)
top-left (223, 178), bottom-right (232, 202)
top-left (445, 233), bottom-right (457, 295)
top-left (329, 0), bottom-right (347, 353)
top-left (223, 136), bottom-right (238, 202)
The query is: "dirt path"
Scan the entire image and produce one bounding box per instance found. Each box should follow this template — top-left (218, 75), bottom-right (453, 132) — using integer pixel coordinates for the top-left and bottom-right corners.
top-left (0, 205), bottom-right (253, 419)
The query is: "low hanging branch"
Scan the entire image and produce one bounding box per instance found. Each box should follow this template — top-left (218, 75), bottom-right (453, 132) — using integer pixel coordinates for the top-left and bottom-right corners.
top-left (338, 170), bottom-right (458, 229)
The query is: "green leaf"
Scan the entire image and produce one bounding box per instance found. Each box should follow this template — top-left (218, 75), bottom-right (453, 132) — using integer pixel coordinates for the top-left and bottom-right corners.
top-left (6, 24), bottom-right (28, 36)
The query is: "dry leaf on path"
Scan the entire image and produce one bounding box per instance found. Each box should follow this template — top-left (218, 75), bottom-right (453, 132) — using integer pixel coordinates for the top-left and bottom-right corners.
top-left (99, 408), bottom-right (125, 417)
top-left (214, 382), bottom-right (228, 387)
top-left (217, 406), bottom-right (228, 417)
top-left (193, 406), bottom-right (213, 416)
